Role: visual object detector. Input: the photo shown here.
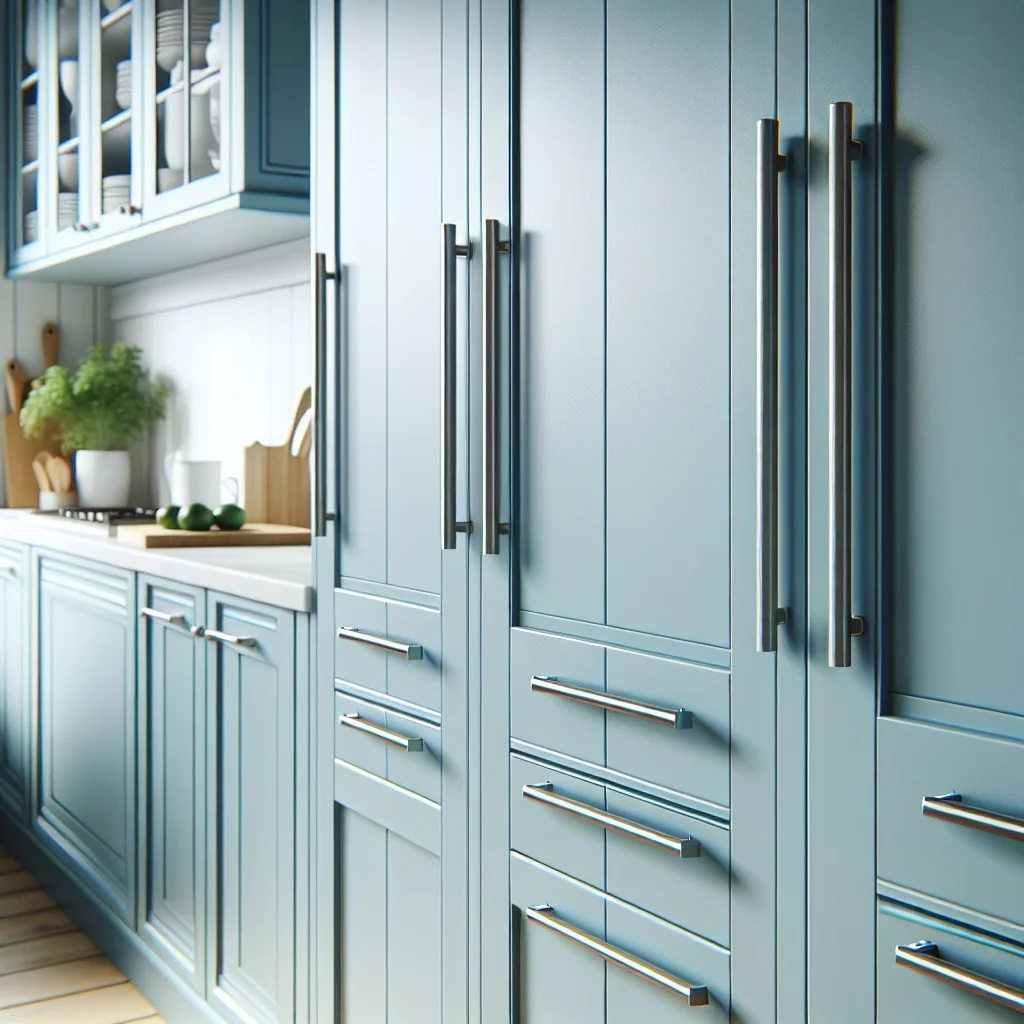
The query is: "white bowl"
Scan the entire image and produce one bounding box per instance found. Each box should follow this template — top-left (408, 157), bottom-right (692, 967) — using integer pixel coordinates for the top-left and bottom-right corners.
top-left (103, 0), bottom-right (123, 10)
top-left (57, 3), bottom-right (78, 59)
top-left (163, 79), bottom-right (215, 174)
top-left (57, 151), bottom-right (78, 189)
top-left (157, 167), bottom-right (184, 192)
top-left (59, 60), bottom-right (78, 110)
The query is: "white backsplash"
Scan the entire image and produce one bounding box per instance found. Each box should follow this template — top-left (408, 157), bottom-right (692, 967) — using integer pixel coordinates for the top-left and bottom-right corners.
top-left (0, 274), bottom-right (107, 507)
top-left (109, 240), bottom-right (311, 508)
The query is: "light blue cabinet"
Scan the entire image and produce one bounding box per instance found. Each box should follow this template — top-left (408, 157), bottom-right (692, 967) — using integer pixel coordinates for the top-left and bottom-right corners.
top-left (36, 553), bottom-right (136, 925)
top-left (6, 0), bottom-right (309, 285)
top-left (137, 576), bottom-right (207, 995)
top-left (0, 542), bottom-right (29, 822)
top-left (207, 592), bottom-right (296, 1024)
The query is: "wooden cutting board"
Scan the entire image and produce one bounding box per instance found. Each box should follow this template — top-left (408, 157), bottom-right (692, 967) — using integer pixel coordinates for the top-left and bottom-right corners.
top-left (243, 388), bottom-right (312, 529)
top-left (117, 522), bottom-right (311, 549)
top-left (2, 415), bottom-right (61, 507)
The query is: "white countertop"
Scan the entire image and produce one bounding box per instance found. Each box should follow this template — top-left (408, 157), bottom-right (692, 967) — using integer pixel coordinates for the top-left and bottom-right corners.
top-left (0, 510), bottom-right (314, 613)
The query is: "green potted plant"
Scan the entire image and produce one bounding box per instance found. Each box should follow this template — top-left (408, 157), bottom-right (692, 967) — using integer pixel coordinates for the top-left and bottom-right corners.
top-left (21, 342), bottom-right (171, 508)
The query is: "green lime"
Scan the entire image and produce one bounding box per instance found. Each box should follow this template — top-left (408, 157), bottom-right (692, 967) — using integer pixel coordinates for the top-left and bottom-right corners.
top-left (156, 505), bottom-right (180, 530)
top-left (213, 504), bottom-right (247, 531)
top-left (177, 503), bottom-right (215, 531)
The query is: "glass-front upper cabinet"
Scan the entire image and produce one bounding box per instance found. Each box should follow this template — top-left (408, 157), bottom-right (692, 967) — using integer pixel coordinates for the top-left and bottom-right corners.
top-left (7, 0), bottom-right (309, 284)
top-left (150, 0), bottom-right (224, 215)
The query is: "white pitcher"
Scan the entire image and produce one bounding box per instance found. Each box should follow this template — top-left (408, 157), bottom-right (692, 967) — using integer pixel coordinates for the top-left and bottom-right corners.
top-left (163, 452), bottom-right (237, 508)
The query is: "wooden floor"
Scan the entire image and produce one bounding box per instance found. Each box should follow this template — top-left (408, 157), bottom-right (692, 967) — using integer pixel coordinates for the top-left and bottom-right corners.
top-left (0, 843), bottom-right (164, 1023)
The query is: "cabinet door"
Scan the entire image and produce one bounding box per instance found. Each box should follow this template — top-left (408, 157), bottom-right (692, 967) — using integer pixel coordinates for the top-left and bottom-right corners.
top-left (806, 2), bottom-right (1024, 1021)
top-left (207, 593), bottom-right (295, 1024)
top-left (36, 555), bottom-right (136, 924)
top-left (137, 576), bottom-right (206, 994)
top-left (334, 760), bottom-right (442, 1024)
top-left (325, 0), bottom-right (472, 1021)
top-left (480, 1), bottom-right (784, 1020)
top-left (0, 543), bottom-right (29, 820)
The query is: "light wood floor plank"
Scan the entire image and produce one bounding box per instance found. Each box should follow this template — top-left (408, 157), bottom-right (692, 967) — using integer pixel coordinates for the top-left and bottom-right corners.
top-left (0, 857), bottom-right (20, 876)
top-left (0, 890), bottom-right (55, 920)
top-left (0, 980), bottom-right (156, 1023)
top-left (0, 955), bottom-right (124, 1011)
top-left (0, 931), bottom-right (99, 977)
top-left (0, 873), bottom-right (37, 898)
top-left (0, 908), bottom-right (77, 949)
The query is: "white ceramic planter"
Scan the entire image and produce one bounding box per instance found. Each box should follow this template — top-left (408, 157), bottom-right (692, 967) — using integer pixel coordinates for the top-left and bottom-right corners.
top-left (75, 450), bottom-right (131, 508)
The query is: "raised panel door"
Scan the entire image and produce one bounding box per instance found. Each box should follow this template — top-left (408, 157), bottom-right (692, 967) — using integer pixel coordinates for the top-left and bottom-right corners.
top-left (0, 543), bottom-right (29, 821)
top-left (208, 593), bottom-right (295, 1024)
top-left (36, 555), bottom-right (136, 924)
top-left (137, 576), bottom-right (206, 994)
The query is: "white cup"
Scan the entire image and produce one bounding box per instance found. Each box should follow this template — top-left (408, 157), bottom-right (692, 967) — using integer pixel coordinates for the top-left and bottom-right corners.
top-left (164, 452), bottom-right (237, 509)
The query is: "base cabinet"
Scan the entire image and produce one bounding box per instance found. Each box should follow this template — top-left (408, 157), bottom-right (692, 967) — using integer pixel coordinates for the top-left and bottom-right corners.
top-left (0, 542), bottom-right (29, 820)
top-left (36, 554), bottom-right (136, 925)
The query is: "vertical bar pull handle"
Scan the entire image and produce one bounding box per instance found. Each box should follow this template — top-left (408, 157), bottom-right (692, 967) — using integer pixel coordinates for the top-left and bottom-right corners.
top-left (827, 102), bottom-right (865, 668)
top-left (756, 118), bottom-right (788, 652)
top-left (442, 224), bottom-right (472, 549)
top-left (483, 218), bottom-right (509, 555)
top-left (314, 252), bottom-right (338, 538)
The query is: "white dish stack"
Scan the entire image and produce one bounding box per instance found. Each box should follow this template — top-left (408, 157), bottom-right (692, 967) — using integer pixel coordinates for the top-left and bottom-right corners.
top-left (58, 192), bottom-right (78, 232)
top-left (24, 105), bottom-right (38, 161)
top-left (24, 211), bottom-right (39, 244)
top-left (156, 2), bottom-right (219, 73)
top-left (115, 59), bottom-right (132, 110)
top-left (102, 174), bottom-right (131, 214)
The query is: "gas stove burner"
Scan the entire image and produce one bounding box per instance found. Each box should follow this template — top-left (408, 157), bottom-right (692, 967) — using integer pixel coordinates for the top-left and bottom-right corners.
top-left (55, 507), bottom-right (157, 525)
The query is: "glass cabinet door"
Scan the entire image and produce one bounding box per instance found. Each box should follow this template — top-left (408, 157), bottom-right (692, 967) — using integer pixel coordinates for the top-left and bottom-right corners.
top-left (85, 0), bottom-right (141, 237)
top-left (150, 0), bottom-right (225, 214)
top-left (15, 0), bottom-right (42, 253)
top-left (51, 0), bottom-right (85, 247)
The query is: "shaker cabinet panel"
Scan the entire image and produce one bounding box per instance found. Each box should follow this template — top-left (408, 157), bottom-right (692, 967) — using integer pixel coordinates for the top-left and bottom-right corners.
top-left (0, 543), bottom-right (30, 821)
top-left (208, 594), bottom-right (295, 1024)
top-left (36, 556), bottom-right (135, 924)
top-left (138, 577), bottom-right (207, 994)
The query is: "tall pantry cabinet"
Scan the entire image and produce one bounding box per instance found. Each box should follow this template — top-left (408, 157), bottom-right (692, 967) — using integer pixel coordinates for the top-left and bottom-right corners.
top-left (312, 0), bottom-right (1024, 1022)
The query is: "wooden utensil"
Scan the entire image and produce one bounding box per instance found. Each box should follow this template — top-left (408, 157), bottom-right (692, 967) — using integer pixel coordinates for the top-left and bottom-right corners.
top-left (243, 388), bottom-right (312, 529)
top-left (46, 456), bottom-right (72, 494)
top-left (5, 359), bottom-right (27, 414)
top-left (117, 523), bottom-right (311, 549)
top-left (41, 323), bottom-right (59, 369)
top-left (32, 454), bottom-right (52, 492)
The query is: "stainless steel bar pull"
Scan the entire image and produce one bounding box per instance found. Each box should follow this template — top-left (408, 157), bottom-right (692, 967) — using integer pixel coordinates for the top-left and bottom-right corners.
top-left (204, 629), bottom-right (258, 649)
top-left (827, 101), bottom-right (865, 668)
top-left (526, 905), bottom-right (709, 1006)
top-left (756, 118), bottom-right (788, 652)
top-left (895, 941), bottom-right (1024, 1014)
top-left (337, 626), bottom-right (423, 661)
top-left (531, 676), bottom-right (693, 730)
top-left (338, 713), bottom-right (424, 753)
top-left (522, 783), bottom-right (700, 858)
top-left (314, 252), bottom-right (339, 539)
top-left (442, 224), bottom-right (473, 548)
top-left (922, 792), bottom-right (1024, 842)
top-left (140, 607), bottom-right (188, 630)
top-left (482, 218), bottom-right (509, 555)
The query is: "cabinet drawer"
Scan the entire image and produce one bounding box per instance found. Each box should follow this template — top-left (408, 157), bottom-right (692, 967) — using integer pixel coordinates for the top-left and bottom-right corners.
top-left (334, 692), bottom-right (441, 804)
top-left (878, 899), bottom-right (1024, 1021)
top-left (334, 592), bottom-right (441, 714)
top-left (878, 717), bottom-right (1024, 930)
top-left (511, 853), bottom-right (730, 1021)
top-left (511, 629), bottom-right (729, 807)
top-left (510, 756), bottom-right (728, 947)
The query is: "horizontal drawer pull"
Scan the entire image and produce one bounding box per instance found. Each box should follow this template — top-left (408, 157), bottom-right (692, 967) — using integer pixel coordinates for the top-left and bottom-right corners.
top-left (895, 940), bottom-right (1024, 1013)
top-left (338, 626), bottom-right (423, 660)
top-left (531, 675), bottom-right (693, 730)
top-left (204, 628), bottom-right (258, 649)
top-left (922, 792), bottom-right (1024, 842)
top-left (522, 783), bottom-right (700, 858)
top-left (339, 713), bottom-right (423, 752)
top-left (140, 607), bottom-right (189, 630)
top-left (526, 904), bottom-right (709, 1006)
